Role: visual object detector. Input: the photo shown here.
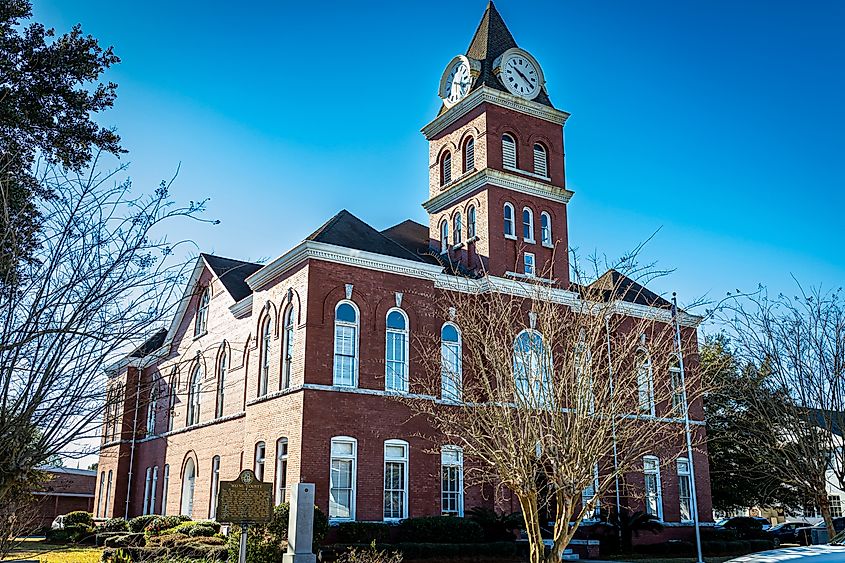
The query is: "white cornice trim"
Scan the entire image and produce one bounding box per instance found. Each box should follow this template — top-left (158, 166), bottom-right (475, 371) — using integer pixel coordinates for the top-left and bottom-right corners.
top-left (229, 294), bottom-right (253, 318)
top-left (421, 86), bottom-right (570, 140)
top-left (423, 168), bottom-right (574, 214)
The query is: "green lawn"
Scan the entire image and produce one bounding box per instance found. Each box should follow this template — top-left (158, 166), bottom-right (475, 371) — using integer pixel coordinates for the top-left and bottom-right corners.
top-left (2, 538), bottom-right (102, 563)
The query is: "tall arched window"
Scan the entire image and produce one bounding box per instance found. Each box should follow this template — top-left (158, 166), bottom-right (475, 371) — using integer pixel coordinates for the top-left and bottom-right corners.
top-left (503, 203), bottom-right (515, 237)
top-left (533, 143), bottom-right (548, 177)
top-left (575, 339), bottom-right (594, 415)
top-left (439, 219), bottom-right (449, 252)
top-left (146, 380), bottom-right (158, 435)
top-left (440, 151), bottom-right (452, 185)
top-left (467, 206), bottom-right (476, 239)
top-left (162, 464), bottom-right (170, 515)
top-left (216, 345), bottom-right (227, 418)
top-left (209, 456), bottom-right (220, 519)
top-left (669, 355), bottom-right (684, 412)
top-left (637, 351), bottom-right (655, 416)
top-left (463, 137), bottom-right (475, 172)
top-left (281, 305), bottom-right (295, 389)
top-left (143, 467), bottom-right (153, 515)
top-left (453, 213), bottom-right (462, 245)
top-left (104, 470), bottom-right (113, 517)
top-left (97, 472), bottom-right (105, 517)
top-left (180, 458), bottom-right (195, 517)
top-left (540, 212), bottom-right (552, 247)
top-left (333, 301), bottom-right (359, 387)
top-left (187, 364), bottom-right (201, 427)
top-left (513, 330), bottom-right (551, 405)
top-left (194, 288), bottom-right (209, 336)
top-left (441, 323), bottom-right (462, 402)
top-left (522, 207), bottom-right (535, 242)
top-left (151, 466), bottom-right (159, 515)
top-left (502, 133), bottom-right (517, 168)
top-left (275, 438), bottom-right (289, 505)
top-left (254, 441), bottom-right (266, 481)
top-left (385, 309), bottom-right (409, 393)
top-left (168, 369), bottom-right (177, 432)
top-left (258, 315), bottom-right (272, 397)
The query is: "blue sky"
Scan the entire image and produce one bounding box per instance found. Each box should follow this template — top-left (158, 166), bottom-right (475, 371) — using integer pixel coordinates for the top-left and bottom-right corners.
top-left (35, 0), bottom-right (845, 320)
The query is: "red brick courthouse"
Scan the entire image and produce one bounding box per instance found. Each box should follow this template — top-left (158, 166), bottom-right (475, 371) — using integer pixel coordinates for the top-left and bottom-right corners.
top-left (95, 3), bottom-right (712, 542)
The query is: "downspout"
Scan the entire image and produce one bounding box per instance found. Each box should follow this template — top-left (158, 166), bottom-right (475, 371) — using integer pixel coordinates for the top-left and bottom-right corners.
top-left (125, 363), bottom-right (142, 519)
top-left (605, 314), bottom-right (622, 518)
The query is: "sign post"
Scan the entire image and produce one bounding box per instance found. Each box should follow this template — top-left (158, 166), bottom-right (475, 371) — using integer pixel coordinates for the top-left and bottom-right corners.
top-left (215, 469), bottom-right (273, 563)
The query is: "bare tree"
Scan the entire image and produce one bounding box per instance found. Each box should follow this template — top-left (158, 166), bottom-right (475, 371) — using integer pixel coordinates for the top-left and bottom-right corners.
top-left (718, 284), bottom-right (845, 536)
top-left (407, 253), bottom-right (705, 563)
top-left (0, 157), bottom-right (212, 510)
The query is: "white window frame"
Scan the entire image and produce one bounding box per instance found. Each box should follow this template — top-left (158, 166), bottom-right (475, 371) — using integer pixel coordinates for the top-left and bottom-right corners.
top-left (104, 470), bottom-right (113, 517)
top-left (143, 467), bottom-right (152, 515)
top-left (677, 458), bottom-right (693, 523)
top-left (467, 206), bottom-right (476, 239)
top-left (502, 133), bottom-right (517, 169)
top-left (329, 436), bottom-right (357, 521)
top-left (168, 371), bottom-right (177, 432)
top-left (151, 466), bottom-right (158, 515)
top-left (453, 213), bottom-right (462, 245)
top-left (533, 143), bottom-right (548, 178)
top-left (440, 219), bottom-right (449, 253)
top-left (522, 207), bottom-right (535, 243)
top-left (258, 315), bottom-right (272, 397)
top-left (643, 455), bottom-right (663, 520)
top-left (209, 456), bottom-right (220, 519)
top-left (503, 203), bottom-right (516, 239)
top-left (441, 446), bottom-right (464, 516)
top-left (162, 464), bottom-right (170, 516)
top-left (187, 365), bottom-right (202, 427)
top-left (216, 345), bottom-right (227, 418)
top-left (540, 211), bottom-right (552, 247)
top-left (831, 495), bottom-right (843, 518)
top-left (282, 305), bottom-right (295, 389)
top-left (441, 322), bottom-right (463, 402)
top-left (524, 252), bottom-right (536, 277)
top-left (275, 438), bottom-right (289, 505)
top-left (194, 287), bottom-right (209, 336)
top-left (513, 329), bottom-right (552, 406)
top-left (383, 439), bottom-right (409, 521)
top-left (385, 308), bottom-right (409, 393)
top-left (254, 441), bottom-right (266, 482)
top-left (180, 458), bottom-right (195, 517)
top-left (581, 463), bottom-right (600, 522)
top-left (637, 351), bottom-right (656, 416)
top-left (669, 355), bottom-right (685, 412)
top-left (146, 381), bottom-right (158, 435)
top-left (97, 472), bottom-right (105, 517)
top-left (333, 301), bottom-right (360, 387)
top-left (464, 137), bottom-right (475, 172)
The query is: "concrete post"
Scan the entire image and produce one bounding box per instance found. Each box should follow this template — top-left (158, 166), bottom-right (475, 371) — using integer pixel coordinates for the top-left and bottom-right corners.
top-left (283, 483), bottom-right (316, 563)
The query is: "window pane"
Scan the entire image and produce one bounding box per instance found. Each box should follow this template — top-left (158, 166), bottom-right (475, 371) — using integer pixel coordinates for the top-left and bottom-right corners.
top-left (386, 311), bottom-right (405, 330)
top-left (336, 303), bottom-right (356, 323)
top-left (332, 442), bottom-right (354, 457)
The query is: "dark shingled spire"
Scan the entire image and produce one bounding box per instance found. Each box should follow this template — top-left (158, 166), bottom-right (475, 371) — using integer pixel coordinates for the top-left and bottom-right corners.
top-left (464, 2), bottom-right (553, 107)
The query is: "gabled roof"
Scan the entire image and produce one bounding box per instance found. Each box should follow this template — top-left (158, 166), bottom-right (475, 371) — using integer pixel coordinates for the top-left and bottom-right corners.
top-left (307, 210), bottom-right (430, 263)
top-left (129, 328), bottom-right (167, 358)
top-left (585, 269), bottom-right (673, 308)
top-left (380, 219), bottom-right (440, 265)
top-left (464, 2), bottom-right (554, 108)
top-left (200, 253), bottom-right (262, 302)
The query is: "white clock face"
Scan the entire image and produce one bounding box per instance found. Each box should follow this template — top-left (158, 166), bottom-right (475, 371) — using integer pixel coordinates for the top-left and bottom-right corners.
top-left (443, 59), bottom-right (472, 106)
top-left (501, 53), bottom-right (540, 99)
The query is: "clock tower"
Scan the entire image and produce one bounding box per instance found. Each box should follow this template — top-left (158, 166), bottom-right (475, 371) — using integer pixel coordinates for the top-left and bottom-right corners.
top-left (422, 2), bottom-right (573, 286)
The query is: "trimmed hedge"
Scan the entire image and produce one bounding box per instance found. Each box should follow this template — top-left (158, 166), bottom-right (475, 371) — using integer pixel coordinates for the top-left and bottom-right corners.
top-left (101, 518), bottom-right (130, 533)
top-left (101, 544), bottom-right (227, 562)
top-left (64, 511), bottom-right (93, 527)
top-left (334, 521), bottom-right (393, 544)
top-left (96, 532), bottom-right (128, 547)
top-left (144, 514), bottom-right (191, 536)
top-left (170, 520), bottom-right (221, 536)
top-left (102, 533), bottom-right (146, 548)
top-left (127, 514), bottom-right (158, 533)
top-left (397, 516), bottom-right (484, 544)
top-left (46, 524), bottom-right (95, 544)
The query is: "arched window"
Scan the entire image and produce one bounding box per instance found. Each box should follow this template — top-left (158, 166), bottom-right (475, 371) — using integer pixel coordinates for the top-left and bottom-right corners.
top-left (146, 380), bottom-right (158, 435)
top-left (194, 288), bottom-right (209, 336)
top-left (384, 440), bottom-right (409, 521)
top-left (669, 355), bottom-right (684, 411)
top-left (281, 305), bottom-right (295, 389)
top-left (333, 301), bottom-right (359, 387)
top-left (143, 467), bottom-right (152, 514)
top-left (104, 470), bottom-right (113, 517)
top-left (187, 364), bottom-right (201, 427)
top-left (503, 203), bottom-right (515, 237)
top-left (575, 339), bottom-right (594, 414)
top-left (637, 351), bottom-right (655, 416)
top-left (209, 456), bottom-right (220, 519)
top-left (440, 151), bottom-right (452, 185)
top-left (439, 219), bottom-right (449, 253)
top-left (151, 466), bottom-right (159, 515)
top-left (254, 441), bottom-right (266, 481)
top-left (329, 436), bottom-right (357, 520)
top-left (441, 323), bottom-right (462, 402)
top-left (522, 207), bottom-right (534, 242)
top-left (453, 213), bottom-right (462, 245)
top-left (533, 143), bottom-right (548, 177)
top-left (180, 458), bottom-right (195, 517)
top-left (216, 345), bottom-right (227, 418)
top-left (441, 446), bottom-right (464, 516)
top-left (275, 438), bottom-right (289, 505)
top-left (467, 206), bottom-right (476, 239)
top-left (502, 133), bottom-right (517, 168)
top-left (385, 309), bottom-right (409, 393)
top-left (463, 137), bottom-right (475, 172)
top-left (258, 315), bottom-right (272, 397)
top-left (162, 464), bottom-right (170, 516)
top-left (168, 369), bottom-right (177, 432)
top-left (513, 330), bottom-right (551, 405)
top-left (643, 455), bottom-right (663, 519)
top-left (540, 212), bottom-right (552, 247)
top-left (97, 472), bottom-right (105, 517)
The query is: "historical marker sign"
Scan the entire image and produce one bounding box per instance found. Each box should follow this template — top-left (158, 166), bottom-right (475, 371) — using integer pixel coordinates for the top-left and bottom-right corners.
top-left (216, 469), bottom-right (273, 524)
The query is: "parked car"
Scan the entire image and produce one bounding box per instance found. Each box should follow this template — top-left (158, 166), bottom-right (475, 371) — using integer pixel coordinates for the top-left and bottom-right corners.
top-left (796, 518), bottom-right (845, 546)
top-left (50, 515), bottom-right (65, 530)
top-left (768, 520), bottom-right (812, 544)
top-left (716, 516), bottom-right (767, 539)
top-left (727, 529), bottom-right (845, 561)
top-left (753, 516), bottom-right (772, 530)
